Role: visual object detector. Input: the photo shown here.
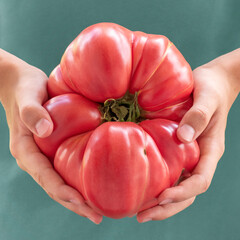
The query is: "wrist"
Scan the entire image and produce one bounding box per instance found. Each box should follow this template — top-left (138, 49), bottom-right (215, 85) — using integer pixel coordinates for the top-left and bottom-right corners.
top-left (0, 60), bottom-right (16, 103)
top-left (0, 49), bottom-right (31, 103)
top-left (197, 49), bottom-right (240, 98)
top-left (194, 54), bottom-right (239, 110)
top-left (213, 49), bottom-right (240, 93)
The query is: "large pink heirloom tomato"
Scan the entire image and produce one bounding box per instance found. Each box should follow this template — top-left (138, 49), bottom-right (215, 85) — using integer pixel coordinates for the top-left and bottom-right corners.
top-left (34, 22), bottom-right (200, 219)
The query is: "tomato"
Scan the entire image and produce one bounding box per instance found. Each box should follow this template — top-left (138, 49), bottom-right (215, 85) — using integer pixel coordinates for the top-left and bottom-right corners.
top-left (34, 22), bottom-right (199, 219)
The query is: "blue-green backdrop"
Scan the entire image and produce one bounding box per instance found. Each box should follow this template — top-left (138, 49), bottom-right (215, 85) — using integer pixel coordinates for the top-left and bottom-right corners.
top-left (0, 0), bottom-right (239, 239)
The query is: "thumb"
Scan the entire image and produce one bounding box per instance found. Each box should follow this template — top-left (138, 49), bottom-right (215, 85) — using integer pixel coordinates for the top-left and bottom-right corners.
top-left (177, 93), bottom-right (218, 143)
top-left (19, 103), bottom-right (53, 138)
top-left (15, 70), bottom-right (54, 138)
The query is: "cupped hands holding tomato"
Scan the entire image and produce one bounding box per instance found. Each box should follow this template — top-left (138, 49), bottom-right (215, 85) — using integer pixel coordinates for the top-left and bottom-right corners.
top-left (34, 22), bottom-right (200, 220)
top-left (0, 23), bottom-right (239, 224)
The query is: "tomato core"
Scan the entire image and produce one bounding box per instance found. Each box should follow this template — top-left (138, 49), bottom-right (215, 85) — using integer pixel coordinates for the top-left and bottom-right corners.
top-left (100, 91), bottom-right (144, 123)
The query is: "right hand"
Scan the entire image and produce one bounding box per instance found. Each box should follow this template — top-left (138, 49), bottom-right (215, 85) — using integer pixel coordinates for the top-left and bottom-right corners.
top-left (0, 50), bottom-right (103, 224)
top-left (137, 49), bottom-right (240, 223)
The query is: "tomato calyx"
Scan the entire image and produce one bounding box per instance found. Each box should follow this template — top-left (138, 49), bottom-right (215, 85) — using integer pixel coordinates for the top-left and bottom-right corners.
top-left (100, 91), bottom-right (144, 123)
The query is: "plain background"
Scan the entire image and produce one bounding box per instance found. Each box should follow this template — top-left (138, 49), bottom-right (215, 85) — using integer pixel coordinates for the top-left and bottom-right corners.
top-left (0, 0), bottom-right (239, 239)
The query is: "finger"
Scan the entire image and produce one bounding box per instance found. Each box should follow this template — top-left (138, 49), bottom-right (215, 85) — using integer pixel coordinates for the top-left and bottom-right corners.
top-left (137, 197), bottom-right (195, 223)
top-left (16, 76), bottom-right (53, 138)
top-left (19, 103), bottom-right (53, 138)
top-left (15, 135), bottom-right (102, 224)
top-left (47, 185), bottom-right (103, 225)
top-left (177, 90), bottom-right (218, 143)
top-left (158, 135), bottom-right (224, 204)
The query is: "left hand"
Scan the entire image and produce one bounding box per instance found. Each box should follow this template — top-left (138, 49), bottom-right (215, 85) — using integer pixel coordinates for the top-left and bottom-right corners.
top-left (136, 53), bottom-right (239, 223)
top-left (0, 50), bottom-right (103, 224)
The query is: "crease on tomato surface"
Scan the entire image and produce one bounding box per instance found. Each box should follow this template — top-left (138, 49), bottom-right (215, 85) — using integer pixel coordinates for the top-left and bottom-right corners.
top-left (142, 97), bottom-right (193, 121)
top-left (54, 131), bottom-right (93, 196)
top-left (139, 82), bottom-right (193, 112)
top-left (130, 34), bottom-right (170, 93)
top-left (60, 44), bottom-right (80, 93)
top-left (34, 93), bottom-right (102, 161)
top-left (134, 128), bottom-right (150, 214)
top-left (137, 41), bottom-right (173, 95)
top-left (130, 31), bottom-right (148, 80)
top-left (47, 65), bottom-right (74, 98)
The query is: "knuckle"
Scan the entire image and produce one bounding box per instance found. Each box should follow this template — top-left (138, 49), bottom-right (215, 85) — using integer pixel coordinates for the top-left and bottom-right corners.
top-left (212, 139), bottom-right (225, 162)
top-left (32, 171), bottom-right (45, 189)
top-left (9, 137), bottom-right (20, 159)
top-left (193, 105), bottom-right (209, 125)
top-left (9, 138), bottom-right (26, 172)
top-left (160, 188), bottom-right (171, 199)
top-left (196, 174), bottom-right (210, 193)
top-left (20, 104), bottom-right (35, 120)
top-left (15, 159), bottom-right (26, 171)
top-left (218, 142), bottom-right (225, 158)
top-left (33, 167), bottom-right (56, 200)
top-left (213, 90), bottom-right (222, 103)
top-left (170, 186), bottom-right (185, 202)
top-left (10, 144), bottom-right (18, 159)
top-left (176, 186), bottom-right (185, 197)
top-left (154, 213), bottom-right (168, 221)
top-left (211, 87), bottom-right (225, 106)
top-left (46, 191), bottom-right (56, 201)
top-left (189, 197), bottom-right (196, 205)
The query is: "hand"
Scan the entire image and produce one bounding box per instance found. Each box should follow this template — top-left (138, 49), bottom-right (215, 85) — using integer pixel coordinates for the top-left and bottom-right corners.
top-left (0, 50), bottom-right (103, 224)
top-left (136, 49), bottom-right (240, 223)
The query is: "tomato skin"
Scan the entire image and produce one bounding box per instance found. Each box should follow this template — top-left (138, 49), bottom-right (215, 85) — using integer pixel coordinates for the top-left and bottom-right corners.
top-left (54, 122), bottom-right (170, 219)
top-left (139, 119), bottom-right (200, 186)
top-left (142, 97), bottom-right (193, 122)
top-left (47, 65), bottom-right (74, 98)
top-left (60, 23), bottom-right (133, 103)
top-left (130, 33), bottom-right (193, 112)
top-left (34, 94), bottom-right (102, 161)
top-left (53, 119), bottom-right (199, 219)
top-left (54, 132), bottom-right (93, 195)
top-left (34, 22), bottom-right (200, 219)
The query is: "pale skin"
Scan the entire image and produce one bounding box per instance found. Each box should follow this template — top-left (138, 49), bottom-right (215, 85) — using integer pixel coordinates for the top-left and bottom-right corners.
top-left (0, 48), bottom-right (239, 224)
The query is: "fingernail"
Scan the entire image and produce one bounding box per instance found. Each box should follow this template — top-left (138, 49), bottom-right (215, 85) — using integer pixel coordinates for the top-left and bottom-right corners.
top-left (69, 199), bottom-right (82, 205)
top-left (178, 124), bottom-right (195, 142)
top-left (141, 217), bottom-right (152, 223)
top-left (88, 216), bottom-right (100, 225)
top-left (159, 199), bottom-right (173, 205)
top-left (35, 119), bottom-right (51, 137)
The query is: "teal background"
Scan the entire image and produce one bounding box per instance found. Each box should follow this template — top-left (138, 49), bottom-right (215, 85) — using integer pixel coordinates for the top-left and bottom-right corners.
top-left (0, 0), bottom-right (240, 239)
